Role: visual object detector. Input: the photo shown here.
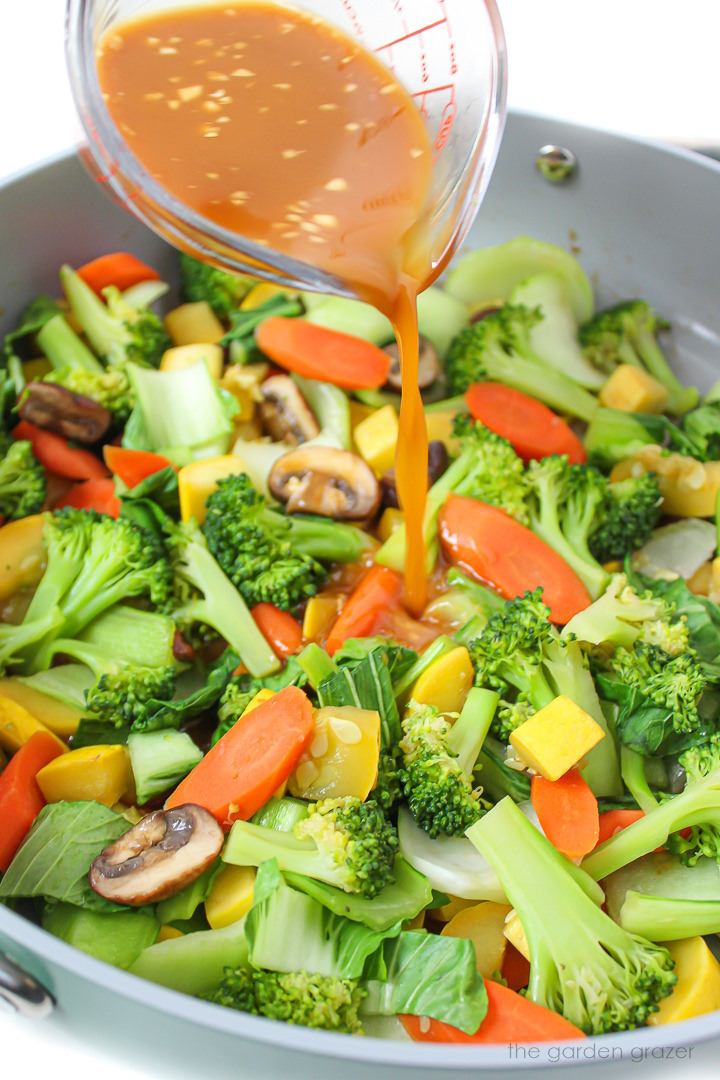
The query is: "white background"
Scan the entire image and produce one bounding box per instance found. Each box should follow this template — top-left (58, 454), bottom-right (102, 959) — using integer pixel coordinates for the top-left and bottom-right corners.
top-left (2, 1), bottom-right (720, 1077)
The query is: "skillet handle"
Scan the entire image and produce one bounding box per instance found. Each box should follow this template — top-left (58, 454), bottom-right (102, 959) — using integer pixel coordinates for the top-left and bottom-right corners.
top-left (0, 950), bottom-right (55, 1017)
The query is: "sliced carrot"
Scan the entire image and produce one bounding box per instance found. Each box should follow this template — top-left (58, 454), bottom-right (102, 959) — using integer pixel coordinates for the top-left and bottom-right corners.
top-left (103, 446), bottom-right (174, 488)
top-left (255, 317), bottom-right (392, 390)
top-left (502, 943), bottom-right (531, 992)
top-left (251, 603), bottom-right (303, 659)
top-left (77, 252), bottom-right (160, 296)
top-left (0, 732), bottom-right (64, 873)
top-left (465, 382), bottom-right (587, 465)
top-left (326, 564), bottom-right (403, 656)
top-left (13, 421), bottom-right (109, 481)
top-left (166, 685), bottom-right (314, 828)
top-left (597, 808), bottom-right (645, 846)
top-left (531, 769), bottom-right (599, 859)
top-left (438, 495), bottom-right (591, 625)
top-left (55, 478), bottom-right (121, 517)
top-left (400, 981), bottom-right (586, 1044)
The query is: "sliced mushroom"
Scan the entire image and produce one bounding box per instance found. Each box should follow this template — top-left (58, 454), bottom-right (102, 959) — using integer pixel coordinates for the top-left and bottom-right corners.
top-left (19, 382), bottom-right (111, 443)
top-left (269, 445), bottom-right (381, 520)
top-left (381, 440), bottom-right (449, 509)
top-left (383, 336), bottom-right (440, 392)
top-left (89, 804), bottom-right (223, 906)
top-left (259, 375), bottom-right (320, 444)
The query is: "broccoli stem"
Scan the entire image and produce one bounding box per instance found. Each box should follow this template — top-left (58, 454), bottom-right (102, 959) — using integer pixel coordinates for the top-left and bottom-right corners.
top-left (633, 329), bottom-right (697, 415)
top-left (484, 341), bottom-right (598, 422)
top-left (35, 313), bottom-right (104, 374)
top-left (78, 605), bottom-right (176, 668)
top-left (619, 892), bottom-right (720, 941)
top-left (620, 746), bottom-right (660, 814)
top-left (277, 512), bottom-right (376, 564)
top-left (582, 768), bottom-right (720, 881)
top-left (446, 687), bottom-right (499, 775)
top-left (223, 820), bottom-right (346, 888)
top-left (177, 538), bottom-right (279, 678)
top-left (295, 643), bottom-right (339, 690)
top-left (468, 797), bottom-right (674, 1033)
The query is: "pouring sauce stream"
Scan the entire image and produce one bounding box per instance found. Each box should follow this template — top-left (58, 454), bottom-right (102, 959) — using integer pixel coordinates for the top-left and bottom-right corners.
top-left (97, 1), bottom-right (443, 612)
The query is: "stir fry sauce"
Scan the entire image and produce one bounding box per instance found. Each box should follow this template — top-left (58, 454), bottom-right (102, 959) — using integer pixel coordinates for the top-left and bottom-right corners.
top-left (97, 2), bottom-right (437, 611)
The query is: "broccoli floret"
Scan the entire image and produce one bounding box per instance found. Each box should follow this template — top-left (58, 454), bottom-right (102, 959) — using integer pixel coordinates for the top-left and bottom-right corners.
top-left (583, 761), bottom-right (720, 880)
top-left (0, 440), bottom-right (45, 520)
top-left (564, 573), bottom-right (686, 652)
top-left (60, 264), bottom-right (171, 368)
top-left (580, 300), bottom-right (698, 415)
top-left (470, 590), bottom-right (622, 796)
top-left (163, 518), bottom-right (280, 678)
top-left (178, 252), bottom-right (252, 320)
top-left (215, 681), bottom-right (255, 732)
top-left (588, 475), bottom-right (663, 564)
top-left (398, 693), bottom-right (495, 839)
top-left (469, 590), bottom-right (556, 707)
top-left (44, 367), bottom-right (134, 423)
top-left (45, 636), bottom-right (176, 728)
top-left (202, 473), bottom-right (333, 611)
top-left (224, 796), bottom-right (398, 898)
top-left (444, 305), bottom-right (598, 421)
top-left (492, 695), bottom-right (535, 742)
top-left (610, 641), bottom-right (706, 737)
top-left (205, 966), bottom-right (365, 1034)
top-left (3, 509), bottom-right (172, 675)
top-left (672, 736), bottom-right (720, 864)
top-left (525, 456), bottom-right (609, 600)
top-left (469, 797), bottom-right (676, 1033)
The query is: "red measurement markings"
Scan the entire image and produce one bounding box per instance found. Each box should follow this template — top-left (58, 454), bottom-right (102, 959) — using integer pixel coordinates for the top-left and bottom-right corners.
top-left (374, 18), bottom-right (447, 52)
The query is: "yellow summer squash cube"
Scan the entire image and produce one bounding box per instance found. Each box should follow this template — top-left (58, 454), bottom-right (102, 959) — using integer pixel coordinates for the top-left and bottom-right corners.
top-left (509, 695), bottom-right (605, 780)
top-left (164, 301), bottom-right (225, 346)
top-left (0, 678), bottom-right (81, 740)
top-left (353, 405), bottom-right (399, 477)
top-left (160, 343), bottom-right (224, 381)
top-left (0, 695), bottom-right (68, 755)
top-left (288, 706), bottom-right (380, 801)
top-left (598, 364), bottom-right (670, 414)
top-left (442, 901), bottom-right (513, 978)
top-left (37, 744), bottom-right (131, 806)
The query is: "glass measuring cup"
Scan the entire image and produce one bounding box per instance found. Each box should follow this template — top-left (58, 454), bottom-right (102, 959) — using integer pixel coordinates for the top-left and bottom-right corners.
top-left (65, 0), bottom-right (507, 297)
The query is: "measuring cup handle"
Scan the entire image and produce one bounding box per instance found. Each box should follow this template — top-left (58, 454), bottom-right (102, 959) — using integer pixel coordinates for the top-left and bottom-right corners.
top-left (0, 950), bottom-right (55, 1018)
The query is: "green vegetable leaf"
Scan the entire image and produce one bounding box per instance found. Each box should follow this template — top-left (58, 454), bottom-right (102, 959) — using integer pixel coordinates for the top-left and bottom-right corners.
top-left (362, 931), bottom-right (487, 1035)
top-left (597, 674), bottom-right (716, 757)
top-left (3, 295), bottom-right (60, 364)
top-left (0, 801), bottom-right (130, 911)
top-left (42, 902), bottom-right (159, 969)
top-left (156, 859), bottom-right (223, 925)
top-left (132, 649), bottom-right (239, 734)
top-left (319, 647), bottom-right (402, 749)
top-left (246, 861), bottom-right (400, 979)
top-left (629, 570), bottom-right (720, 682)
top-left (71, 719), bottom-right (132, 749)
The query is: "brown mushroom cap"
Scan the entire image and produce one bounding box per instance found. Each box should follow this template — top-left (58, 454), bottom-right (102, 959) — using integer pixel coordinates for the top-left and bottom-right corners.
top-left (89, 804), bottom-right (223, 906)
top-left (18, 382), bottom-right (112, 443)
top-left (268, 445), bottom-right (381, 520)
top-left (383, 336), bottom-right (440, 392)
top-left (259, 375), bottom-right (320, 444)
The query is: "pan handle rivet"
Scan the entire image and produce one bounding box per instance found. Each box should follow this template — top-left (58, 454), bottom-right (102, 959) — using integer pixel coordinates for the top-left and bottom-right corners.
top-left (536, 145), bottom-right (577, 182)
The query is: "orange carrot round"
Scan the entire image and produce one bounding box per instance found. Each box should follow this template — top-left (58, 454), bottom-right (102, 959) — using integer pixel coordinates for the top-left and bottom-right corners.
top-left (251, 603), bottom-right (303, 659)
top-left (255, 317), bottom-right (392, 389)
top-left (77, 252), bottom-right (160, 296)
top-left (438, 495), bottom-right (591, 624)
top-left (465, 382), bottom-right (587, 465)
top-left (13, 421), bottom-right (109, 481)
top-left (165, 685), bottom-right (314, 828)
top-left (103, 446), bottom-right (174, 489)
top-left (0, 732), bottom-right (64, 873)
top-left (326, 564), bottom-right (403, 656)
top-left (531, 769), bottom-right (600, 859)
top-left (55, 478), bottom-right (121, 517)
top-left (400, 980), bottom-right (586, 1044)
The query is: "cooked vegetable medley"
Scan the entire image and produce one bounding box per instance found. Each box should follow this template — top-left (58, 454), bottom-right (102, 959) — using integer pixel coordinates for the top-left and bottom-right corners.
top-left (3, 237), bottom-right (720, 1042)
